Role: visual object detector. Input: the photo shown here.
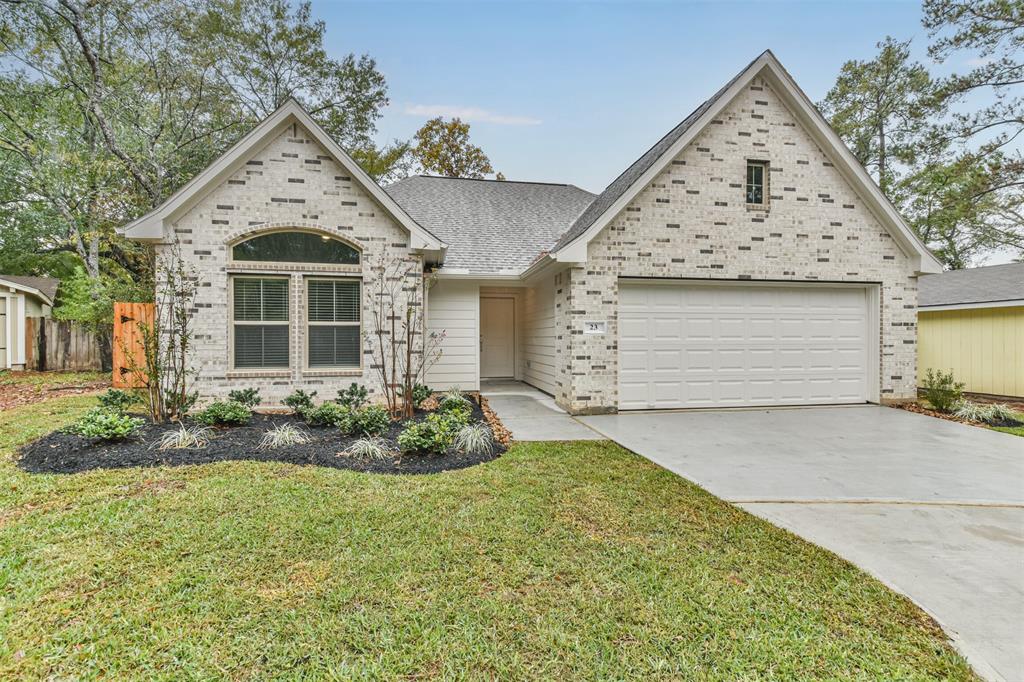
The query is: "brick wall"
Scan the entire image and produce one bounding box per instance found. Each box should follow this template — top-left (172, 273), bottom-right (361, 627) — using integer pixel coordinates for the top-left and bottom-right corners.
top-left (156, 120), bottom-right (422, 405)
top-left (556, 76), bottom-right (919, 414)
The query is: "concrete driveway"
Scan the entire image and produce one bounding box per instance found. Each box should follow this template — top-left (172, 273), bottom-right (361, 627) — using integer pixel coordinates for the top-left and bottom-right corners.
top-left (580, 405), bottom-right (1024, 682)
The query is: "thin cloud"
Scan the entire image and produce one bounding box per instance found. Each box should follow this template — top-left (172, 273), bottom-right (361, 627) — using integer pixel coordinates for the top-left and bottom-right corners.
top-left (404, 104), bottom-right (542, 126)
top-left (966, 56), bottom-right (993, 67)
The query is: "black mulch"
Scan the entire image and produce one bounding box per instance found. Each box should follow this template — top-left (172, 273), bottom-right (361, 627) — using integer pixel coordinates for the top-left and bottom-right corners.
top-left (991, 418), bottom-right (1024, 428)
top-left (18, 399), bottom-right (507, 476)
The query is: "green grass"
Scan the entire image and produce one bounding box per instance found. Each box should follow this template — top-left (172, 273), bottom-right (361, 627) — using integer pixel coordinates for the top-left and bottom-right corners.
top-left (993, 423), bottom-right (1024, 437)
top-left (0, 396), bottom-right (976, 680)
top-left (0, 369), bottom-right (107, 388)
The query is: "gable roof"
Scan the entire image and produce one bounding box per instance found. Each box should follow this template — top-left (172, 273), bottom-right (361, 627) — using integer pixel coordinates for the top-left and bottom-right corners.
top-left (919, 262), bottom-right (1023, 308)
top-left (550, 50), bottom-right (943, 275)
top-left (387, 176), bottom-right (594, 273)
top-left (0, 275), bottom-right (58, 305)
top-left (120, 100), bottom-right (445, 252)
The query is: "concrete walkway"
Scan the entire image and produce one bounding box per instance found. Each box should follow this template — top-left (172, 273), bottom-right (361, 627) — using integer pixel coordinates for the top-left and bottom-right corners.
top-left (580, 405), bottom-right (1024, 682)
top-left (480, 380), bottom-right (602, 441)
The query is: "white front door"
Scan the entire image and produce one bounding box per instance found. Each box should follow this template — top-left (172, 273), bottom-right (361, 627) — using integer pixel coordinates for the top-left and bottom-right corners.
top-left (618, 281), bottom-right (872, 410)
top-left (480, 297), bottom-right (515, 378)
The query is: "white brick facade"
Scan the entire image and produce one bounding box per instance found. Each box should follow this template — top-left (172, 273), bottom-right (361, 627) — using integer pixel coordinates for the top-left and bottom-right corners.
top-left (157, 122), bottom-right (422, 404)
top-left (553, 76), bottom-right (919, 414)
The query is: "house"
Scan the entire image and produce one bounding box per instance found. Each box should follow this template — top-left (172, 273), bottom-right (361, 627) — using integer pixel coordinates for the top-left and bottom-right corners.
top-left (0, 275), bottom-right (58, 371)
top-left (121, 50), bottom-right (941, 413)
top-left (918, 262), bottom-right (1023, 399)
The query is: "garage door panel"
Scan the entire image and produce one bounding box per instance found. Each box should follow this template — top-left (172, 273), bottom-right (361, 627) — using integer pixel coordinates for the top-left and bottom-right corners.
top-left (619, 282), bottom-right (871, 409)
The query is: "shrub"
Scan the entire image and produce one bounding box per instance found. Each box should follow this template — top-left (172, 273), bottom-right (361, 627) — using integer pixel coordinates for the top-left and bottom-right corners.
top-left (921, 369), bottom-right (964, 413)
top-left (412, 383), bottom-right (432, 407)
top-left (339, 404), bottom-right (390, 437)
top-left (953, 401), bottom-right (1020, 425)
top-left (259, 423), bottom-right (311, 449)
top-left (437, 395), bottom-right (472, 424)
top-left (72, 408), bottom-right (144, 441)
top-left (442, 387), bottom-right (468, 404)
top-left (336, 382), bottom-right (369, 410)
top-left (454, 423), bottom-right (494, 455)
top-left (397, 412), bottom-right (460, 455)
top-left (227, 388), bottom-right (262, 408)
top-left (195, 400), bottom-right (252, 426)
top-left (155, 424), bottom-right (213, 450)
top-left (985, 404), bottom-right (1019, 424)
top-left (340, 437), bottom-right (391, 460)
top-left (97, 389), bottom-right (139, 412)
top-left (282, 389), bottom-right (317, 415)
top-left (304, 401), bottom-right (349, 427)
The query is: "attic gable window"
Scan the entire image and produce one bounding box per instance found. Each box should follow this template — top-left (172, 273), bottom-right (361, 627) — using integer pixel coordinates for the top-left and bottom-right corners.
top-left (746, 160), bottom-right (768, 206)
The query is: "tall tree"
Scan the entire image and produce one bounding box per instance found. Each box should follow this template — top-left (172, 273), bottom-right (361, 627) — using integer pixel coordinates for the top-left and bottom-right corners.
top-left (922, 0), bottom-right (1023, 263)
top-left (0, 0), bottom-right (392, 323)
top-left (413, 117), bottom-right (496, 179)
top-left (819, 37), bottom-right (936, 195)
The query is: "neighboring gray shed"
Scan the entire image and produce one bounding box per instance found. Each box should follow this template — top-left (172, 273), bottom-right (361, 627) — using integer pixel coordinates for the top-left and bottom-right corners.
top-left (0, 275), bottom-right (58, 370)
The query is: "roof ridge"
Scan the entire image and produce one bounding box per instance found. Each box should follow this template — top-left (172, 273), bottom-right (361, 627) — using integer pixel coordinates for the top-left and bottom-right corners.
top-left (412, 174), bottom-right (579, 188)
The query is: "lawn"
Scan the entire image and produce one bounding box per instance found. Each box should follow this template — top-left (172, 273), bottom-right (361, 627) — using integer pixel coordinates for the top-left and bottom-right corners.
top-left (0, 396), bottom-right (976, 680)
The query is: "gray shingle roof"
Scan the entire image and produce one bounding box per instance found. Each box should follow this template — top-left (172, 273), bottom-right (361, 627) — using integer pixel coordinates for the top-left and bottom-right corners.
top-left (387, 176), bottom-right (595, 273)
top-left (551, 51), bottom-right (767, 252)
top-left (918, 262), bottom-right (1024, 307)
top-left (0, 275), bottom-right (59, 302)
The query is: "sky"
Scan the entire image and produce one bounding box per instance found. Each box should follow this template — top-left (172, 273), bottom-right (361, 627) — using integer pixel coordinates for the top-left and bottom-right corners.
top-left (309, 0), bottom-right (947, 192)
top-left (309, 0), bottom-right (1012, 264)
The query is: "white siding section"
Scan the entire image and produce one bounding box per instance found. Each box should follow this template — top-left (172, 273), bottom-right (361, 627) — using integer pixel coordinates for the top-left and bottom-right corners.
top-left (426, 280), bottom-right (479, 390)
top-left (522, 275), bottom-right (556, 394)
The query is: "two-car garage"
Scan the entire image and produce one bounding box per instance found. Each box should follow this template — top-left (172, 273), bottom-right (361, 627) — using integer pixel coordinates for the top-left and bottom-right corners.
top-left (617, 280), bottom-right (877, 410)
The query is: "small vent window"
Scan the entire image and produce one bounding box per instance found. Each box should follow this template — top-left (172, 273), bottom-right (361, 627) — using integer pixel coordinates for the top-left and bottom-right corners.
top-left (746, 161), bottom-right (768, 205)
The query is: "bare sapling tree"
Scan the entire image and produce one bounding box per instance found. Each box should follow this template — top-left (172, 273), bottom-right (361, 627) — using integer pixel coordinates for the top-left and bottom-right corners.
top-left (125, 244), bottom-right (199, 422)
top-left (366, 254), bottom-right (445, 419)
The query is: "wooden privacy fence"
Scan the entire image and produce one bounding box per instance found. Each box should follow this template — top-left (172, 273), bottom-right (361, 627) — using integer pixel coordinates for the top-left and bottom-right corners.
top-left (112, 301), bottom-right (154, 388)
top-left (24, 317), bottom-right (104, 371)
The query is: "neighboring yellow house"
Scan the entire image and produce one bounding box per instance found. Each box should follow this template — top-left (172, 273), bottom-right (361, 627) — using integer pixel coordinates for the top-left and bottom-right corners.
top-left (918, 262), bottom-right (1023, 398)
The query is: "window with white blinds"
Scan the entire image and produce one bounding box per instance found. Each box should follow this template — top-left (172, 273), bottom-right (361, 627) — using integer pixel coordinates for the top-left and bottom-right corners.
top-left (232, 277), bottom-right (289, 369)
top-left (306, 279), bottom-right (361, 368)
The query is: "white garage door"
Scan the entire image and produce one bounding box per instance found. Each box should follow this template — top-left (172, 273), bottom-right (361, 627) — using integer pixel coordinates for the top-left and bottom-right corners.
top-left (618, 281), bottom-right (872, 410)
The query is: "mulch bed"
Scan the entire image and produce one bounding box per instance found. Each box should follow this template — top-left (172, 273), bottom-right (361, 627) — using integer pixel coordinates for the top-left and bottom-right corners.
top-left (894, 401), bottom-right (1024, 429)
top-left (18, 396), bottom-right (509, 476)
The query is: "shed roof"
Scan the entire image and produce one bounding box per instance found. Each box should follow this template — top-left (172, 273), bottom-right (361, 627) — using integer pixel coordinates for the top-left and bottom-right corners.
top-left (0, 275), bottom-right (59, 303)
top-left (918, 262), bottom-right (1024, 308)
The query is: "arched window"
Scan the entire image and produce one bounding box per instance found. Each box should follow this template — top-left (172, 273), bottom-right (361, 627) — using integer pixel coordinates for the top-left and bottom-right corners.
top-left (232, 231), bottom-right (360, 265)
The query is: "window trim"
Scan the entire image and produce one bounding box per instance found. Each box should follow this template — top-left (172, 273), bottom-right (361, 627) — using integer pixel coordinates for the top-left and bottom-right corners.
top-left (745, 159), bottom-right (770, 208)
top-left (228, 274), bottom-right (292, 372)
top-left (303, 276), bottom-right (363, 373)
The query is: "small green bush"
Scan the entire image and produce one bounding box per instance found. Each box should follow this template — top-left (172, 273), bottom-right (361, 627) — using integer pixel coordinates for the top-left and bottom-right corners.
top-left (340, 404), bottom-right (390, 437)
top-left (921, 369), bottom-right (964, 413)
top-left (227, 388), bottom-right (262, 408)
top-left (304, 401), bottom-right (349, 427)
top-left (336, 382), bottom-right (369, 410)
top-left (97, 389), bottom-right (139, 412)
top-left (72, 408), bottom-right (144, 441)
top-left (412, 383), bottom-right (432, 407)
top-left (397, 412), bottom-right (461, 455)
top-left (283, 389), bottom-right (317, 415)
top-left (195, 400), bottom-right (252, 426)
top-left (437, 395), bottom-right (472, 424)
